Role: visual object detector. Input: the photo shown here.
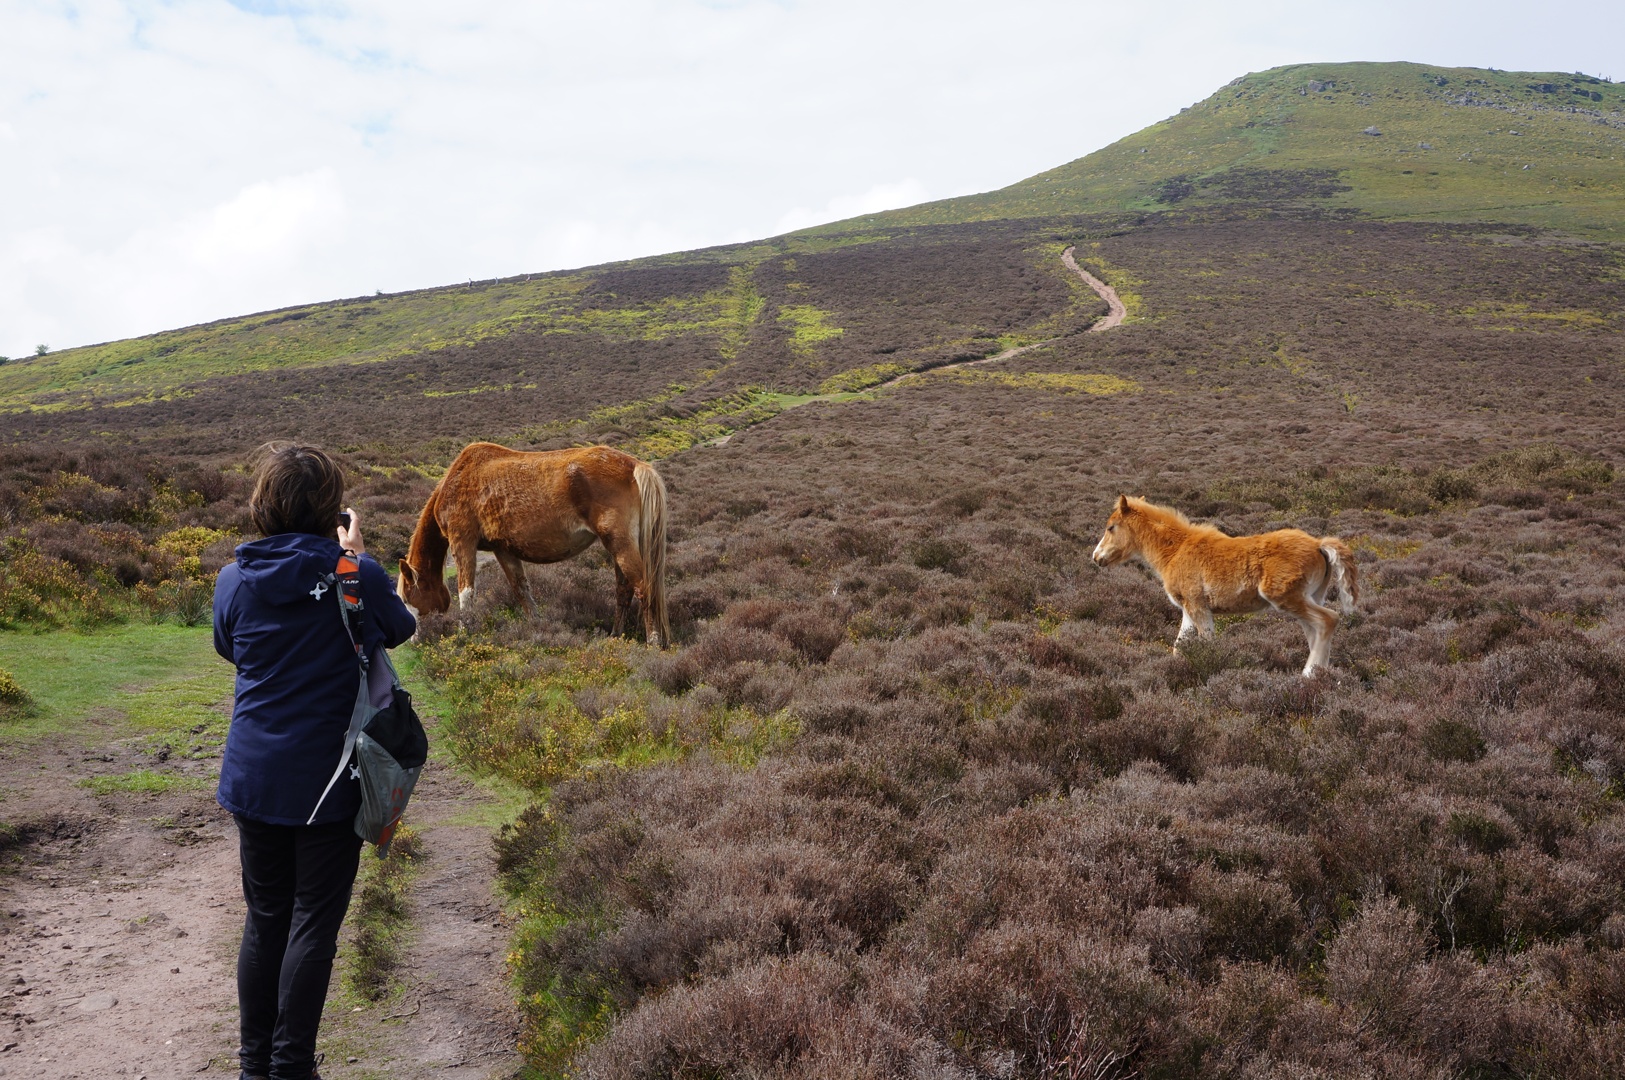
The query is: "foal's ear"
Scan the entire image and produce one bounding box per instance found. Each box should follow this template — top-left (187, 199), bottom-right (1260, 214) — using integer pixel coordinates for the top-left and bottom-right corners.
top-left (1115, 493), bottom-right (1131, 513)
top-left (398, 560), bottom-right (416, 586)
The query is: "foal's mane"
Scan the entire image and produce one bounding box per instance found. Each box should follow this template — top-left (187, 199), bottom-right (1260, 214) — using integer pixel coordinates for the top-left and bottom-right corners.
top-left (1125, 496), bottom-right (1226, 539)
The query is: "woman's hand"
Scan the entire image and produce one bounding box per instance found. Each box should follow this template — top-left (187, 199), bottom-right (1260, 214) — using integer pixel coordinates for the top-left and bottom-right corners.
top-left (337, 506), bottom-right (366, 556)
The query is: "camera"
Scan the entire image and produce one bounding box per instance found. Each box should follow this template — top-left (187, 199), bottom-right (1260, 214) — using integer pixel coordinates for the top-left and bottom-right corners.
top-left (338, 512), bottom-right (352, 530)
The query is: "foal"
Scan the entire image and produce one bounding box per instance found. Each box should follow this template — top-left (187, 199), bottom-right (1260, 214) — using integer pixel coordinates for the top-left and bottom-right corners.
top-left (1090, 495), bottom-right (1359, 675)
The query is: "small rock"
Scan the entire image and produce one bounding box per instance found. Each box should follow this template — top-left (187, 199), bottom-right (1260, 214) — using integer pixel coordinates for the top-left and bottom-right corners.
top-left (170, 966), bottom-right (180, 974)
top-left (76, 992), bottom-right (118, 1013)
top-left (1362, 126), bottom-right (1382, 136)
top-left (1418, 142), bottom-right (1433, 150)
top-left (348, 1057), bottom-right (359, 1064)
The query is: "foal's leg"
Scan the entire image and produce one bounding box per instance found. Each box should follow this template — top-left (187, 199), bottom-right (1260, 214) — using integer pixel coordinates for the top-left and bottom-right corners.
top-left (492, 548), bottom-right (535, 613)
top-left (1274, 590), bottom-right (1339, 675)
top-left (1174, 602), bottom-right (1214, 650)
top-left (1175, 609), bottom-right (1198, 647)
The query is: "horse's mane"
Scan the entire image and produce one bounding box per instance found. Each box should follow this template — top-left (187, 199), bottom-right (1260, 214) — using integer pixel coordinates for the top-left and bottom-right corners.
top-left (1126, 496), bottom-right (1226, 539)
top-left (405, 481), bottom-right (447, 568)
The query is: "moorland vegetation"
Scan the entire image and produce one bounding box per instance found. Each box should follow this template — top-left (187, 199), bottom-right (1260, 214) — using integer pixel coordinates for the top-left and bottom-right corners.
top-left (3, 61), bottom-right (1624, 1079)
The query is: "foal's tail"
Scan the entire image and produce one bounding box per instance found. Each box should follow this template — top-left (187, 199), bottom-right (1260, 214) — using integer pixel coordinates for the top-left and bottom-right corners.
top-left (1320, 538), bottom-right (1360, 615)
top-left (633, 461), bottom-right (671, 648)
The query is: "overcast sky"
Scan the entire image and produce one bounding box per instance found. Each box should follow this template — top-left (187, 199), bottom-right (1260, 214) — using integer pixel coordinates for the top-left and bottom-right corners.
top-left (2, 0), bottom-right (1620, 358)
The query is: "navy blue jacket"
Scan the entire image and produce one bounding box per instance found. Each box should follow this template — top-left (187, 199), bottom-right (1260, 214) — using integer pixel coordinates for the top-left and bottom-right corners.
top-left (214, 533), bottom-right (417, 826)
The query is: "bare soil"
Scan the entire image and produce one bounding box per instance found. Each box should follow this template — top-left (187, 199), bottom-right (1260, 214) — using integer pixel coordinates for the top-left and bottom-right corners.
top-left (0, 716), bottom-right (522, 1079)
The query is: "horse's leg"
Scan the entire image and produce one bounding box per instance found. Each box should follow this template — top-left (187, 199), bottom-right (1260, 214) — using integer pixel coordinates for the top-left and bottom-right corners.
top-left (492, 548), bottom-right (535, 613)
top-left (603, 532), bottom-right (655, 646)
top-left (613, 565), bottom-right (635, 638)
top-left (450, 531), bottom-right (480, 610)
top-left (600, 535), bottom-right (635, 637)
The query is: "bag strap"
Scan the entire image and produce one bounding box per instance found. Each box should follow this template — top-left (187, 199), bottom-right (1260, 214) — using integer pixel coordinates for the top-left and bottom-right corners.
top-left (306, 552), bottom-right (371, 825)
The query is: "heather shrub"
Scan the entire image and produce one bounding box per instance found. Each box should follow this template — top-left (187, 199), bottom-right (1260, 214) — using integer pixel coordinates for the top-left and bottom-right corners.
top-left (0, 667), bottom-right (32, 718)
top-left (0, 449), bottom-right (241, 625)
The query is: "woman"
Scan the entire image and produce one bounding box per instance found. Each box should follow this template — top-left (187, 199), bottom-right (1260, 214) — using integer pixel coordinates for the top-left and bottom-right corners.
top-left (213, 444), bottom-right (416, 1080)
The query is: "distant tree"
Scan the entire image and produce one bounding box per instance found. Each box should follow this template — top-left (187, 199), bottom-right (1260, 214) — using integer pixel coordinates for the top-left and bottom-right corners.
top-left (34, 343), bottom-right (49, 356)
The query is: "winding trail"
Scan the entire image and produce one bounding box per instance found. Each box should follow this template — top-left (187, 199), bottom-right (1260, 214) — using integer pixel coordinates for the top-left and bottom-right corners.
top-left (1062, 246), bottom-right (1128, 331)
top-left (706, 245), bottom-right (1126, 446)
top-left (867, 244), bottom-right (1125, 392)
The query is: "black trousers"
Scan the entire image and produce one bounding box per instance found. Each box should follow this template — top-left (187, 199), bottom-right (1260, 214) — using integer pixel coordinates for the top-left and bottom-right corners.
top-left (234, 814), bottom-right (363, 1080)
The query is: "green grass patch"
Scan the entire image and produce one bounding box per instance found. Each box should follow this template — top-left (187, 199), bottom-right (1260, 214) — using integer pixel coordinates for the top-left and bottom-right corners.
top-left (390, 644), bottom-right (533, 828)
top-left (939, 369), bottom-right (1141, 395)
top-left (818, 362), bottom-right (909, 393)
top-left (78, 769), bottom-right (210, 796)
top-left (776, 304), bottom-right (845, 353)
top-left (417, 635), bottom-right (796, 792)
top-left (0, 623), bottom-right (231, 746)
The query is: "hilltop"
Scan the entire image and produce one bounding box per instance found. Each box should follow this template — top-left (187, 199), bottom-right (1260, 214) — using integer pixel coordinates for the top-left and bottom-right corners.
top-left (838, 61), bottom-right (1625, 238)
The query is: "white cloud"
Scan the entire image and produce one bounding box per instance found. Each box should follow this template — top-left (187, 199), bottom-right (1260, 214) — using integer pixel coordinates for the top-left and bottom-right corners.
top-left (190, 171), bottom-right (346, 268)
top-left (1, 0), bottom-right (1622, 357)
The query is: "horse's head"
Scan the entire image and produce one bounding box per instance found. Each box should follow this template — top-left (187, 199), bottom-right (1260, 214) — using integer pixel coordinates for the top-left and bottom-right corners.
top-left (1091, 494), bottom-right (1140, 567)
top-left (398, 558), bottom-right (452, 615)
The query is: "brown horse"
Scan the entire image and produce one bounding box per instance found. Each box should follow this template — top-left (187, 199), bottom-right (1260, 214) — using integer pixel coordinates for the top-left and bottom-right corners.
top-left (1090, 495), bottom-right (1358, 675)
top-left (398, 442), bottom-right (670, 647)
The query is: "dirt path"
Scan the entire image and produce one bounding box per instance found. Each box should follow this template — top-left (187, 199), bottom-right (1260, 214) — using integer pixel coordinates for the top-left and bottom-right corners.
top-left (1061, 246), bottom-right (1127, 331)
top-left (0, 713), bottom-right (521, 1078)
top-left (325, 767), bottom-right (523, 1079)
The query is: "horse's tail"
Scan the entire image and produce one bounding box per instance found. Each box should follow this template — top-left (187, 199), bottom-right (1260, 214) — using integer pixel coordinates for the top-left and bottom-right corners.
top-left (633, 460), bottom-right (670, 648)
top-left (1320, 538), bottom-right (1359, 615)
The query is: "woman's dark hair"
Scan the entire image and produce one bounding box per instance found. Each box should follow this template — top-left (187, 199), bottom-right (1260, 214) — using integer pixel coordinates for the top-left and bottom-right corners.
top-left (249, 443), bottom-right (345, 537)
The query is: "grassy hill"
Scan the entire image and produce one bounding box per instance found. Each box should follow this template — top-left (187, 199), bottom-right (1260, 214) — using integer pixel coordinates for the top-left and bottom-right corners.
top-left (5, 62), bottom-right (1621, 426)
top-left (838, 61), bottom-right (1625, 238)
